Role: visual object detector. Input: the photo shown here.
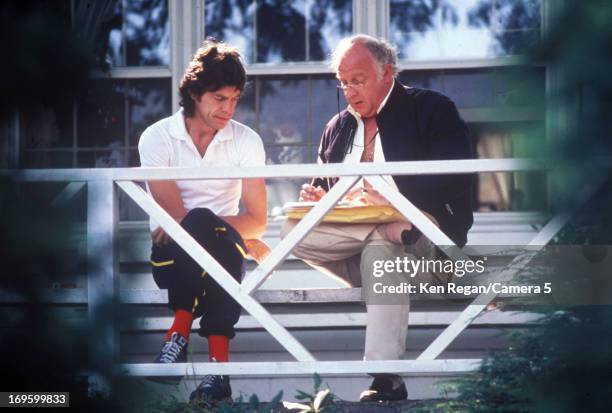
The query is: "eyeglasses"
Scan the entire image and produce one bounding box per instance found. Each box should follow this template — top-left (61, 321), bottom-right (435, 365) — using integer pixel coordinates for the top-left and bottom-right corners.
top-left (336, 79), bottom-right (367, 91)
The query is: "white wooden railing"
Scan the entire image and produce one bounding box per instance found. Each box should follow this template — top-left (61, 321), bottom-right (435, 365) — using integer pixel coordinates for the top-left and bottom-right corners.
top-left (7, 158), bottom-right (593, 383)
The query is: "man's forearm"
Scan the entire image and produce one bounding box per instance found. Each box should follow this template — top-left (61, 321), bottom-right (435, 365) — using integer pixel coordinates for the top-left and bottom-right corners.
top-left (221, 213), bottom-right (267, 240)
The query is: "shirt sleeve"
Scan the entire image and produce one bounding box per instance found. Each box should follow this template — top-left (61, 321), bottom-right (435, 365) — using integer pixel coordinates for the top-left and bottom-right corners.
top-left (138, 126), bottom-right (171, 167)
top-left (237, 127), bottom-right (266, 167)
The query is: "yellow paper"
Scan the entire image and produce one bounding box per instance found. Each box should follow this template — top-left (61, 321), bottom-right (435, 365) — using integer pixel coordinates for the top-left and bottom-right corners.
top-left (283, 202), bottom-right (407, 224)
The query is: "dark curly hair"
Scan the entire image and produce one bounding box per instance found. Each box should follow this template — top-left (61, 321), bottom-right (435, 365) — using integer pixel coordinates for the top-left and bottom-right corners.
top-left (179, 38), bottom-right (246, 117)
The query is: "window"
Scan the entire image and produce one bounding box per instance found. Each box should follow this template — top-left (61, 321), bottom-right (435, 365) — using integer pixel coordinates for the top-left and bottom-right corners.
top-left (399, 66), bottom-right (545, 211)
top-left (204, 0), bottom-right (352, 63)
top-left (390, 0), bottom-right (541, 60)
top-left (233, 74), bottom-right (347, 215)
top-left (204, 0), bottom-right (353, 215)
top-left (87, 0), bottom-right (170, 67)
top-left (11, 0), bottom-right (548, 215)
top-left (20, 78), bottom-right (171, 169)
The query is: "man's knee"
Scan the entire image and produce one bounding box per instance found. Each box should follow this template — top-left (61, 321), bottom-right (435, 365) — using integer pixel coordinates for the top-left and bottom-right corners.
top-left (361, 243), bottom-right (406, 274)
top-left (280, 218), bottom-right (317, 261)
top-left (280, 218), bottom-right (297, 240)
top-left (182, 207), bottom-right (216, 224)
top-left (181, 208), bottom-right (243, 247)
top-left (361, 243), bottom-right (413, 294)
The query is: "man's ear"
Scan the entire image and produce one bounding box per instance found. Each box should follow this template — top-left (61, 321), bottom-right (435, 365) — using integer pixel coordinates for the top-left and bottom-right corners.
top-left (383, 64), bottom-right (393, 81)
top-left (190, 93), bottom-right (200, 102)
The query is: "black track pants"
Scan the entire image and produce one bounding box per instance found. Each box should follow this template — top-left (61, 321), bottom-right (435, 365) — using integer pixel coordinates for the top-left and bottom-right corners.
top-left (150, 208), bottom-right (246, 339)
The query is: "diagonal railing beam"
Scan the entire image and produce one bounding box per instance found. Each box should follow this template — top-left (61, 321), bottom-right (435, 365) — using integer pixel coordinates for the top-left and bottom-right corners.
top-left (241, 176), bottom-right (359, 294)
top-left (416, 214), bottom-right (569, 361)
top-left (417, 175), bottom-right (603, 361)
top-left (367, 176), bottom-right (471, 261)
top-left (116, 181), bottom-right (315, 362)
top-left (50, 181), bottom-right (86, 208)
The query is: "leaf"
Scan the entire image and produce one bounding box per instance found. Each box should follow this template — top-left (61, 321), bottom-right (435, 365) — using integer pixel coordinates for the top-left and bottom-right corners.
top-left (282, 401), bottom-right (311, 411)
top-left (259, 391), bottom-right (283, 413)
top-left (218, 404), bottom-right (235, 413)
top-left (312, 389), bottom-right (330, 411)
top-left (294, 390), bottom-right (312, 400)
top-left (249, 393), bottom-right (259, 409)
top-left (313, 373), bottom-right (322, 391)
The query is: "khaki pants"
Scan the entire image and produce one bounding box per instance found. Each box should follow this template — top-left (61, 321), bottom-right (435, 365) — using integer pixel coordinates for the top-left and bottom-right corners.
top-left (281, 220), bottom-right (437, 361)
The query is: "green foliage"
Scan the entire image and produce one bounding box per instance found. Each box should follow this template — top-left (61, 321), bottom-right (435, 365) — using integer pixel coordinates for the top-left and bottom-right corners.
top-left (0, 0), bottom-right (99, 116)
top-left (407, 307), bottom-right (612, 413)
top-left (283, 373), bottom-right (339, 413)
top-left (129, 390), bottom-right (283, 413)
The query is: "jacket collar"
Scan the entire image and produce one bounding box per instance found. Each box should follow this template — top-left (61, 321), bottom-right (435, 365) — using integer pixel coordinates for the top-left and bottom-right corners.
top-left (346, 79), bottom-right (396, 120)
top-left (377, 79), bottom-right (408, 119)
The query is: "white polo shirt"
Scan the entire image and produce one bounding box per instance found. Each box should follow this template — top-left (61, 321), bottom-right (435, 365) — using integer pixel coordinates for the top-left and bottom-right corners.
top-left (138, 109), bottom-right (265, 232)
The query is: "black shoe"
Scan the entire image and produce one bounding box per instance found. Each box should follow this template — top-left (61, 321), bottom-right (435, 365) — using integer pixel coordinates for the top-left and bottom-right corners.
top-left (189, 375), bottom-right (232, 404)
top-left (148, 332), bottom-right (188, 384)
top-left (155, 332), bottom-right (188, 363)
top-left (401, 228), bottom-right (421, 246)
top-left (359, 376), bottom-right (408, 402)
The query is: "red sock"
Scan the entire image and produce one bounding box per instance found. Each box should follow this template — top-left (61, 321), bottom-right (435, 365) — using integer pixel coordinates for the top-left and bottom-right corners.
top-left (208, 335), bottom-right (229, 362)
top-left (165, 309), bottom-right (193, 342)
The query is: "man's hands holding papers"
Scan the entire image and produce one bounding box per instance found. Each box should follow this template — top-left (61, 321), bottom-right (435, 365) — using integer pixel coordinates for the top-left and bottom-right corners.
top-left (342, 181), bottom-right (389, 206)
top-left (299, 184), bottom-right (327, 202)
top-left (294, 180), bottom-right (438, 229)
top-left (299, 180), bottom-right (389, 206)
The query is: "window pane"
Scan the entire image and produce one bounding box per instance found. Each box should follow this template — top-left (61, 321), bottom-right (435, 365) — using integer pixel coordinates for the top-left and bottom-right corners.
top-left (77, 147), bottom-right (127, 168)
top-left (266, 144), bottom-right (310, 166)
top-left (204, 0), bottom-right (256, 63)
top-left (310, 75), bottom-right (346, 142)
top-left (21, 101), bottom-right (74, 150)
top-left (259, 76), bottom-right (308, 144)
top-left (397, 70), bottom-right (443, 90)
top-left (77, 80), bottom-right (126, 148)
top-left (204, 0), bottom-right (352, 63)
top-left (389, 0), bottom-right (447, 60)
top-left (256, 0), bottom-right (306, 63)
top-left (103, 0), bottom-right (123, 67)
top-left (495, 66), bottom-right (545, 107)
top-left (443, 69), bottom-right (496, 108)
top-left (307, 0), bottom-right (352, 61)
top-left (310, 144), bottom-right (320, 163)
top-left (127, 78), bottom-right (172, 146)
top-left (472, 122), bottom-right (545, 211)
top-left (398, 68), bottom-right (545, 112)
top-left (491, 0), bottom-right (541, 55)
top-left (125, 0), bottom-right (170, 66)
top-left (390, 0), bottom-right (541, 60)
top-left (83, 0), bottom-right (169, 67)
top-left (22, 151), bottom-right (73, 169)
top-left (234, 80), bottom-right (257, 128)
top-left (129, 149), bottom-right (141, 167)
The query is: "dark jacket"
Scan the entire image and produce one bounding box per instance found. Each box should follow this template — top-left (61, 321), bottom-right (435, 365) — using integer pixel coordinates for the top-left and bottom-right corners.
top-left (312, 81), bottom-right (474, 247)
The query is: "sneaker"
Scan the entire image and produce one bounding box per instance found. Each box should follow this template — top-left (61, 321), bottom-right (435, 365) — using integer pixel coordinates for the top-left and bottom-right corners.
top-left (149, 332), bottom-right (188, 384)
top-left (155, 332), bottom-right (188, 363)
top-left (189, 375), bottom-right (232, 404)
top-left (359, 375), bottom-right (408, 402)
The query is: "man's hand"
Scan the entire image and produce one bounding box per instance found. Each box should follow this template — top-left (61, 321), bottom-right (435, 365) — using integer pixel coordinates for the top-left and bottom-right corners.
top-left (343, 181), bottom-right (389, 206)
top-left (244, 239), bottom-right (271, 264)
top-left (148, 179), bottom-right (187, 246)
top-left (299, 184), bottom-right (326, 202)
top-left (151, 216), bottom-right (185, 246)
top-left (152, 226), bottom-right (173, 246)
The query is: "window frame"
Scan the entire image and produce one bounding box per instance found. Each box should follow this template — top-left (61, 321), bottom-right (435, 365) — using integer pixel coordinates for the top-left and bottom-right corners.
top-left (12, 0), bottom-right (554, 212)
